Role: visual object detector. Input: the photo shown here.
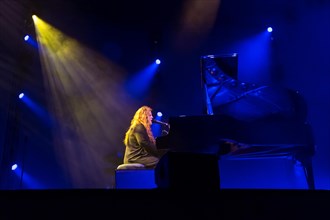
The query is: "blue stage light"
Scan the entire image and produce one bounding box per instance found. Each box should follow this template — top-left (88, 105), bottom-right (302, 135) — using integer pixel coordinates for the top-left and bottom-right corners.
top-left (267, 27), bottom-right (273, 33)
top-left (11, 164), bottom-right (18, 171)
top-left (157, 112), bottom-right (162, 117)
top-left (155, 59), bottom-right (161, 65)
top-left (19, 93), bottom-right (24, 99)
top-left (24, 35), bottom-right (30, 41)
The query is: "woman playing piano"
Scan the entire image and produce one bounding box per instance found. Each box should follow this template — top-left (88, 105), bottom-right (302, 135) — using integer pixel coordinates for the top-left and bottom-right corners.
top-left (123, 106), bottom-right (162, 168)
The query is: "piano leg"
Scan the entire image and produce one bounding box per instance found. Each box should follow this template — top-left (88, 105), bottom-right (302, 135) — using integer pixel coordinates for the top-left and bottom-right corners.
top-left (296, 155), bottom-right (315, 190)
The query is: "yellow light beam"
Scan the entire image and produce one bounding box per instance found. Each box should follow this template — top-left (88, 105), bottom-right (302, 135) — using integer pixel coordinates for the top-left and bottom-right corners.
top-left (33, 17), bottom-right (137, 188)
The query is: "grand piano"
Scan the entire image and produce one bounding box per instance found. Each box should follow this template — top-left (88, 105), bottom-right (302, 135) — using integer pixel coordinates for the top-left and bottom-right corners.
top-left (156, 54), bottom-right (316, 189)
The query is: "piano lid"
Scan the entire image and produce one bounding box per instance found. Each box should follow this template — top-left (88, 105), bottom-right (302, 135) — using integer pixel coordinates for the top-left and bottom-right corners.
top-left (200, 54), bottom-right (307, 122)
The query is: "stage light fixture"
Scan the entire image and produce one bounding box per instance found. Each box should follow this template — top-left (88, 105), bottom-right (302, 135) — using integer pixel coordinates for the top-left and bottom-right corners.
top-left (11, 164), bottom-right (18, 171)
top-left (19, 93), bottom-right (24, 99)
top-left (24, 35), bottom-right (30, 41)
top-left (155, 59), bottom-right (161, 64)
top-left (157, 112), bottom-right (163, 117)
top-left (267, 27), bottom-right (273, 33)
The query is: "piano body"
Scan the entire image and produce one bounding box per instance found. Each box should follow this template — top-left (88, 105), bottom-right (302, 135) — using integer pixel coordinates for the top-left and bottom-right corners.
top-left (156, 54), bottom-right (316, 189)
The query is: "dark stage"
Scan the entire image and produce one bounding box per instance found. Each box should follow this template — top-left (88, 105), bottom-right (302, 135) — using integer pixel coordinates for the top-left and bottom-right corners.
top-left (1, 189), bottom-right (329, 219)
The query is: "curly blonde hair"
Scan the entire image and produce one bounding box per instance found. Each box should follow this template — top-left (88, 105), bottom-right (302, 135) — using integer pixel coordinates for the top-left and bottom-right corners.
top-left (124, 106), bottom-right (155, 145)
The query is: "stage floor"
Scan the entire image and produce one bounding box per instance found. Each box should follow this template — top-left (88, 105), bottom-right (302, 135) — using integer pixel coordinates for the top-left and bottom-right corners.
top-left (1, 189), bottom-right (329, 219)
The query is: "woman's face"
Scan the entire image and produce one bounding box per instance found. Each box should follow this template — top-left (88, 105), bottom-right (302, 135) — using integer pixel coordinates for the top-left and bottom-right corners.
top-left (146, 111), bottom-right (153, 125)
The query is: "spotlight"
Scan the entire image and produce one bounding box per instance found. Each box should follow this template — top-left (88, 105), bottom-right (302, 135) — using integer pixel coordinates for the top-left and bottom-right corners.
top-left (19, 93), bottom-right (24, 99)
top-left (24, 35), bottom-right (30, 41)
top-left (11, 164), bottom-right (18, 171)
top-left (157, 112), bottom-right (163, 117)
top-left (267, 27), bottom-right (273, 33)
top-left (155, 59), bottom-right (161, 65)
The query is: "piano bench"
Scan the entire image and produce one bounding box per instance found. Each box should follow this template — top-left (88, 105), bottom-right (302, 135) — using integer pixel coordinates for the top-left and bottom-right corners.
top-left (115, 164), bottom-right (157, 189)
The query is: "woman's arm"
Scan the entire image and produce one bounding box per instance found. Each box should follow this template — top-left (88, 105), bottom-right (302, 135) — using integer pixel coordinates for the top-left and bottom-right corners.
top-left (134, 124), bottom-right (159, 156)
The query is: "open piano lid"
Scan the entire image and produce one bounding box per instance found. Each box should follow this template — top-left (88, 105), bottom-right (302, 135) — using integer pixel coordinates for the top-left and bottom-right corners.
top-left (200, 54), bottom-right (307, 122)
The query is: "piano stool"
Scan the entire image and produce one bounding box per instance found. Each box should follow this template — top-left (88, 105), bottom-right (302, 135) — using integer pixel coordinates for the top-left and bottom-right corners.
top-left (115, 163), bottom-right (157, 189)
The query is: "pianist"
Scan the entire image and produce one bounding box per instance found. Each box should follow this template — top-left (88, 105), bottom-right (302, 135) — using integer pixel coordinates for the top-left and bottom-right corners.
top-left (123, 106), bottom-right (163, 168)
